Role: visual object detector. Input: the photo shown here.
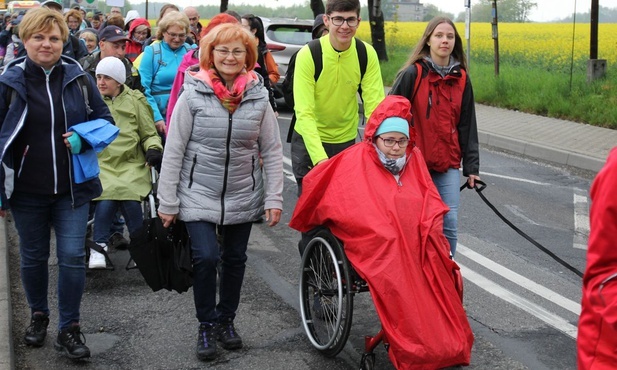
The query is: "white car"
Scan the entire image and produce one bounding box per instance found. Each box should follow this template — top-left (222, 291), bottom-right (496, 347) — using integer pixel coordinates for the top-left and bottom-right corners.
top-left (262, 17), bottom-right (314, 103)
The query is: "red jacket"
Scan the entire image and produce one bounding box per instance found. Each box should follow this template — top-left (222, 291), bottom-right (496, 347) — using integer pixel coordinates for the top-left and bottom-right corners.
top-left (290, 95), bottom-right (473, 369)
top-left (389, 60), bottom-right (479, 176)
top-left (578, 147), bottom-right (617, 370)
top-left (126, 18), bottom-right (151, 63)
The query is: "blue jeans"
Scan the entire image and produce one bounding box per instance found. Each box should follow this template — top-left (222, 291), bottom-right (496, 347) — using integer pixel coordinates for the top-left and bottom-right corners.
top-left (93, 200), bottom-right (143, 243)
top-left (430, 168), bottom-right (460, 256)
top-left (186, 221), bottom-right (252, 323)
top-left (10, 192), bottom-right (89, 330)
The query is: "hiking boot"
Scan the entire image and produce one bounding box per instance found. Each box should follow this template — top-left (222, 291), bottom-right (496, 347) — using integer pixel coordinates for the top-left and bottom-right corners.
top-left (196, 323), bottom-right (218, 361)
top-left (24, 312), bottom-right (49, 347)
top-left (108, 232), bottom-right (129, 250)
top-left (54, 324), bottom-right (90, 360)
top-left (88, 243), bottom-right (107, 269)
top-left (217, 320), bottom-right (243, 350)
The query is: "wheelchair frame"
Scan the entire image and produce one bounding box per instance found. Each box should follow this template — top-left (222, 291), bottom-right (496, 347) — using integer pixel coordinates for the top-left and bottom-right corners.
top-left (299, 228), bottom-right (388, 370)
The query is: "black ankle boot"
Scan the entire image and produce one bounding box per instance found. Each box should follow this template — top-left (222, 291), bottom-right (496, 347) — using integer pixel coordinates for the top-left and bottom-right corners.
top-left (54, 324), bottom-right (90, 359)
top-left (24, 312), bottom-right (49, 347)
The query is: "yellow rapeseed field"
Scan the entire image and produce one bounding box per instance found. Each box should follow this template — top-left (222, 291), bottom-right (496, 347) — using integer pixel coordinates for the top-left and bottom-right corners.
top-left (356, 22), bottom-right (617, 72)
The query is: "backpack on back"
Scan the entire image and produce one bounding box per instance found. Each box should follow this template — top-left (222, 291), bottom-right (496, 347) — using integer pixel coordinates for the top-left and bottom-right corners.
top-left (284, 38), bottom-right (368, 142)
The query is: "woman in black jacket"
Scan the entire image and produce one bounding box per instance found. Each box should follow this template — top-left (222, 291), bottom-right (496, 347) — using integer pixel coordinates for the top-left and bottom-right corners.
top-left (0, 8), bottom-right (112, 360)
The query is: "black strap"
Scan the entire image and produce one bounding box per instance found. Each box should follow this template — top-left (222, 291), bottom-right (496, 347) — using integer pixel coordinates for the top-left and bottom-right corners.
top-left (461, 180), bottom-right (583, 278)
top-left (308, 39), bottom-right (322, 81)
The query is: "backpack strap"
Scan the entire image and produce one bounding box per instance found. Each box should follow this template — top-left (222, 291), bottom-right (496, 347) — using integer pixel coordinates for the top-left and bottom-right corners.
top-left (77, 74), bottom-right (92, 117)
top-left (356, 38), bottom-right (368, 82)
top-left (308, 39), bottom-right (322, 82)
top-left (410, 62), bottom-right (424, 103)
top-left (151, 42), bottom-right (164, 80)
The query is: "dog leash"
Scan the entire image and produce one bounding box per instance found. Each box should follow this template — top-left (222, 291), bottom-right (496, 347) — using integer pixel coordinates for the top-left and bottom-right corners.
top-left (460, 180), bottom-right (584, 278)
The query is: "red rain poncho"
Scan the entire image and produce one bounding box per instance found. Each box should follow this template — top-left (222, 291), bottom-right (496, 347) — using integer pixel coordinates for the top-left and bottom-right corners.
top-left (289, 95), bottom-right (473, 369)
top-left (578, 147), bottom-right (617, 370)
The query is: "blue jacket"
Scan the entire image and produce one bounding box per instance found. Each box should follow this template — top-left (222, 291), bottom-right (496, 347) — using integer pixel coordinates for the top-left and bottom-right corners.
top-left (137, 40), bottom-right (194, 122)
top-left (0, 56), bottom-right (114, 209)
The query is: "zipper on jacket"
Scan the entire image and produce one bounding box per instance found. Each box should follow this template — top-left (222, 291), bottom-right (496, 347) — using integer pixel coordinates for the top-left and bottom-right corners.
top-left (45, 74), bottom-right (59, 195)
top-left (188, 154), bottom-right (197, 188)
top-left (426, 90), bottom-right (432, 119)
top-left (219, 113), bottom-right (233, 224)
top-left (16, 145), bottom-right (29, 178)
top-left (251, 156), bottom-right (256, 191)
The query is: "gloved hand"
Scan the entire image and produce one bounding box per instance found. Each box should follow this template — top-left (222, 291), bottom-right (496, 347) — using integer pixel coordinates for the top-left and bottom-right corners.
top-left (145, 149), bottom-right (162, 170)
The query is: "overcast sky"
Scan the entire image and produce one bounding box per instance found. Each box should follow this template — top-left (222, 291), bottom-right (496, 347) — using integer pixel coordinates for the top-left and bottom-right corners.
top-left (139, 0), bottom-right (597, 22)
top-left (421, 0), bottom-right (588, 22)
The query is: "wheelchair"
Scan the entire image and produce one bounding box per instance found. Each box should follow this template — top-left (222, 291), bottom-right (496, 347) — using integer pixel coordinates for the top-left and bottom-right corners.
top-left (299, 228), bottom-right (387, 370)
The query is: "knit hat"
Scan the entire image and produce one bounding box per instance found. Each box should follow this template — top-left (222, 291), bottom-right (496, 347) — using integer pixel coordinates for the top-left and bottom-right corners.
top-left (96, 57), bottom-right (126, 84)
top-left (375, 117), bottom-right (409, 138)
top-left (312, 14), bottom-right (325, 39)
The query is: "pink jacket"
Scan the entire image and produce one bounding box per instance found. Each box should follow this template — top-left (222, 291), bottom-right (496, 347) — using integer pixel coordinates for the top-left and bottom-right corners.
top-left (165, 49), bottom-right (199, 131)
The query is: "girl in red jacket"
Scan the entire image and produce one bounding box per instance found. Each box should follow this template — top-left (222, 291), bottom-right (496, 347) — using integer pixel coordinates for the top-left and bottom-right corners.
top-left (389, 16), bottom-right (480, 257)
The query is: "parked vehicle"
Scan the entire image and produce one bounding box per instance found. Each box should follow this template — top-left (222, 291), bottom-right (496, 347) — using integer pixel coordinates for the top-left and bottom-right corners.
top-left (262, 17), bottom-right (313, 105)
top-left (6, 0), bottom-right (40, 14)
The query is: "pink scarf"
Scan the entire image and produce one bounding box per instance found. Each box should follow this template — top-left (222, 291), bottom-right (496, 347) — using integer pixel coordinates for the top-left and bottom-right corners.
top-left (206, 68), bottom-right (249, 113)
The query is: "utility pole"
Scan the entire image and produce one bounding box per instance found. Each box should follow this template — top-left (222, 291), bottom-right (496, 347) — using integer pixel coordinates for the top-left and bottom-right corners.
top-left (587, 0), bottom-right (606, 82)
top-left (464, 0), bottom-right (471, 68)
top-left (490, 0), bottom-right (499, 76)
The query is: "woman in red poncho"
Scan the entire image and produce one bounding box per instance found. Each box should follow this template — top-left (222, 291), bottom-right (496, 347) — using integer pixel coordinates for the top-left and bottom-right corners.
top-left (289, 95), bottom-right (473, 369)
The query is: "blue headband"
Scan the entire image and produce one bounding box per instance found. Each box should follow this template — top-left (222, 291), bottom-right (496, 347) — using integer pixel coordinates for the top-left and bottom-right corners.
top-left (375, 117), bottom-right (409, 138)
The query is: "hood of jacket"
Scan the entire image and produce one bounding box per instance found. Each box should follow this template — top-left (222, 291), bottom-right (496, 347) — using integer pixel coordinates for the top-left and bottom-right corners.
top-left (364, 95), bottom-right (416, 154)
top-left (128, 18), bottom-right (151, 39)
top-left (179, 49), bottom-right (199, 72)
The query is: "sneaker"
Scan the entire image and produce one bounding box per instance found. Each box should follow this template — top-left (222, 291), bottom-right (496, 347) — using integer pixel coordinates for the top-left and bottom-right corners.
top-left (217, 320), bottom-right (243, 350)
top-left (24, 312), bottom-right (49, 347)
top-left (196, 323), bottom-right (218, 361)
top-left (88, 244), bottom-right (107, 269)
top-left (54, 324), bottom-right (90, 359)
top-left (108, 232), bottom-right (129, 250)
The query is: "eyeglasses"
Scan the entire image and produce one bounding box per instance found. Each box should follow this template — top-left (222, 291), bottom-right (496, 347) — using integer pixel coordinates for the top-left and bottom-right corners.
top-left (189, 17), bottom-right (199, 21)
top-left (214, 48), bottom-right (247, 58)
top-left (134, 30), bottom-right (149, 36)
top-left (327, 16), bottom-right (359, 27)
top-left (165, 31), bottom-right (187, 39)
top-left (378, 136), bottom-right (409, 148)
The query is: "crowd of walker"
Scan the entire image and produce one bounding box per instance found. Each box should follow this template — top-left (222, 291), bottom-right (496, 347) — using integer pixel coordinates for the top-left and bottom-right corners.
top-left (0, 0), bottom-right (613, 368)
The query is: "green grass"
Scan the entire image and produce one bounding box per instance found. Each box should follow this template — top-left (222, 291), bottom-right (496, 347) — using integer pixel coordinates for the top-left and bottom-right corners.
top-left (379, 49), bottom-right (617, 129)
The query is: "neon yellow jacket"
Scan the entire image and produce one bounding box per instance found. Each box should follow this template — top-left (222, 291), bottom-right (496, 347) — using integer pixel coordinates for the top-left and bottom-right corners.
top-left (293, 36), bottom-right (384, 165)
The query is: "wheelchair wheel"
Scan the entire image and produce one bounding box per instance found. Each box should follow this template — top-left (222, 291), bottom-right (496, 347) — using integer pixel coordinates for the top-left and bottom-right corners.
top-left (299, 229), bottom-right (353, 357)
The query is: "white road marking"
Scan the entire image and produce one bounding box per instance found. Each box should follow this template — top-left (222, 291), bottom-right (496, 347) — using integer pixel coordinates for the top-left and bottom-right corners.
top-left (477, 171), bottom-right (553, 186)
top-left (573, 192), bottom-right (590, 250)
top-left (459, 262), bottom-right (578, 339)
top-left (504, 205), bottom-right (540, 226)
top-left (457, 244), bottom-right (580, 315)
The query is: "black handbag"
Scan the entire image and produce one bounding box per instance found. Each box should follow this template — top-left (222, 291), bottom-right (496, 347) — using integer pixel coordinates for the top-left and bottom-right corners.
top-left (128, 217), bottom-right (193, 293)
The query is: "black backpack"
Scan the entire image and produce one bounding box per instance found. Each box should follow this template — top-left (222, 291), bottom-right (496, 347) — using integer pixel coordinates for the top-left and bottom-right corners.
top-left (284, 38), bottom-right (368, 142)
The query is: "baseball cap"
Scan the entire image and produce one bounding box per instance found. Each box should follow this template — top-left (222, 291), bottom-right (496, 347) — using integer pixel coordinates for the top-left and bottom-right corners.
top-left (41, 0), bottom-right (63, 10)
top-left (99, 26), bottom-right (130, 42)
